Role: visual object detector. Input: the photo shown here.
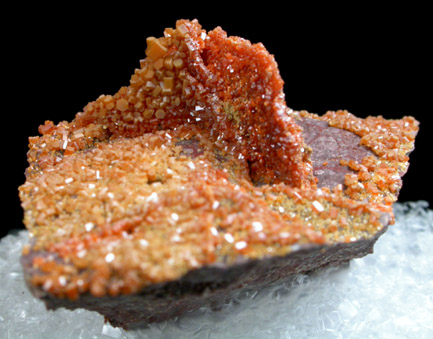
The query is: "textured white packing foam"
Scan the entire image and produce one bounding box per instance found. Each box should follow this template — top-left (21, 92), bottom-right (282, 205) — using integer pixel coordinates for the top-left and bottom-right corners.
top-left (1, 201), bottom-right (432, 338)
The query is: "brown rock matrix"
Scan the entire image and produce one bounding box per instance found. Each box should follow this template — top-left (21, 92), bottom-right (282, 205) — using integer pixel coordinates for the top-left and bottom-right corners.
top-left (19, 19), bottom-right (418, 329)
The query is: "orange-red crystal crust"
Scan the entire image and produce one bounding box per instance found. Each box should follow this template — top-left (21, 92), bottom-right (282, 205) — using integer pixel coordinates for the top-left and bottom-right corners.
top-left (19, 20), bottom-right (418, 300)
top-left (27, 19), bottom-right (313, 188)
top-left (298, 110), bottom-right (419, 207)
top-left (20, 125), bottom-right (388, 300)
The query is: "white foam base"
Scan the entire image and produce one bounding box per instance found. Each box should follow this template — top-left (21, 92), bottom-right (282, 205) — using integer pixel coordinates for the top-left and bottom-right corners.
top-left (1, 201), bottom-right (432, 338)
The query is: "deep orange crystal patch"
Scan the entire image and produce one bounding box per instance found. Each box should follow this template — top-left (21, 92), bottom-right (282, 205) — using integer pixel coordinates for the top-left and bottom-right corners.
top-left (27, 19), bottom-right (314, 188)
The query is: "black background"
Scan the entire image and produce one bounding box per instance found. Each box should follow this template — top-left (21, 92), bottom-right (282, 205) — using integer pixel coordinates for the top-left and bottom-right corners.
top-left (4, 5), bottom-right (431, 238)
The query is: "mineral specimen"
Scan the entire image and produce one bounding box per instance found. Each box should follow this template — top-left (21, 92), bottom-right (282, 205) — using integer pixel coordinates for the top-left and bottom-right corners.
top-left (19, 19), bottom-right (418, 329)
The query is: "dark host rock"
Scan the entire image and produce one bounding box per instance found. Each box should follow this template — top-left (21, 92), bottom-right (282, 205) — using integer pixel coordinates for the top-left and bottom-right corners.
top-left (297, 118), bottom-right (374, 189)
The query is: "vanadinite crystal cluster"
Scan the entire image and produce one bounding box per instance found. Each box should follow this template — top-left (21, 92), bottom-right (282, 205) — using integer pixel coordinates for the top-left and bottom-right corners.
top-left (19, 19), bottom-right (418, 328)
